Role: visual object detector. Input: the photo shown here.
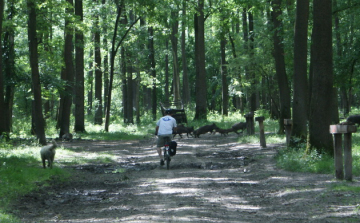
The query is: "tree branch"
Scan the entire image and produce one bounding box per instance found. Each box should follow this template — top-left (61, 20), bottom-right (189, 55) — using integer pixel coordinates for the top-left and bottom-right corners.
top-left (115, 16), bottom-right (141, 55)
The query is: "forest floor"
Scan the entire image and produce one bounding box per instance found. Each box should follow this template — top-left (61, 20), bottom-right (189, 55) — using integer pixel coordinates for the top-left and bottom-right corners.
top-left (10, 133), bottom-right (360, 222)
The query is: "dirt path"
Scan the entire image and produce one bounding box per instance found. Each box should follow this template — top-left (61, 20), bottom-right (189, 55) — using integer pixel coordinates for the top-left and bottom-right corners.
top-left (11, 134), bottom-right (360, 222)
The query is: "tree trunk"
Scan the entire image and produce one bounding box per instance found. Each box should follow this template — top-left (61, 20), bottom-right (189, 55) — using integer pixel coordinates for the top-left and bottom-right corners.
top-left (105, 3), bottom-right (121, 132)
top-left (103, 7), bottom-right (109, 119)
top-left (309, 0), bottom-right (334, 155)
top-left (87, 48), bottom-right (93, 116)
top-left (248, 8), bottom-right (258, 112)
top-left (74, 0), bottom-right (85, 132)
top-left (0, 0), bottom-right (6, 137)
top-left (126, 52), bottom-right (134, 124)
top-left (165, 39), bottom-right (170, 100)
top-left (27, 0), bottom-right (46, 145)
top-left (220, 25), bottom-right (229, 116)
top-left (94, 2), bottom-right (103, 125)
top-left (194, 0), bottom-right (207, 120)
top-left (3, 0), bottom-right (16, 135)
top-left (58, 0), bottom-right (74, 138)
top-left (241, 7), bottom-right (249, 113)
top-left (291, 0), bottom-right (309, 142)
top-left (148, 26), bottom-right (157, 121)
top-left (171, 11), bottom-right (181, 104)
top-left (333, 0), bottom-right (349, 116)
top-left (121, 47), bottom-right (128, 123)
top-left (271, 0), bottom-right (291, 134)
top-left (181, 0), bottom-right (190, 105)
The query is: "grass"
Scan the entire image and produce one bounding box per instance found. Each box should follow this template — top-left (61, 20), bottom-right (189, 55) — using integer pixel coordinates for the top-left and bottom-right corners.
top-left (0, 144), bottom-right (71, 223)
top-left (2, 109), bottom-right (360, 221)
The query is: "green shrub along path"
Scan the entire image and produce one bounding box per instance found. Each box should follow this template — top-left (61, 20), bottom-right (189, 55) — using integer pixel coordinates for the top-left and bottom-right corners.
top-left (7, 133), bottom-right (360, 222)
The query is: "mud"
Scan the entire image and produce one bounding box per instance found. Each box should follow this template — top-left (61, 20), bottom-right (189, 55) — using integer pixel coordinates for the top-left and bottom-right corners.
top-left (9, 133), bottom-right (360, 222)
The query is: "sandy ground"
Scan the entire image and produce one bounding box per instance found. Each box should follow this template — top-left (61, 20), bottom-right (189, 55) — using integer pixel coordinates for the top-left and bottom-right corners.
top-left (10, 133), bottom-right (360, 222)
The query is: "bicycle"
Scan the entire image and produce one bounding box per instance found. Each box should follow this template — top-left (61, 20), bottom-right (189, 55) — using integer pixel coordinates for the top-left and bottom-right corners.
top-left (163, 136), bottom-right (171, 170)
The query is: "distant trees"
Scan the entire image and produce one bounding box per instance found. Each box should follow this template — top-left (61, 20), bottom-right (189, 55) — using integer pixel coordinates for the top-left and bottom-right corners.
top-left (1, 0), bottom-right (360, 155)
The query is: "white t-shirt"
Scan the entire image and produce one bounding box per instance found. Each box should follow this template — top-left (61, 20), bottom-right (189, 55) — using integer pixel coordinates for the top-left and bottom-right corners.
top-left (156, 115), bottom-right (177, 135)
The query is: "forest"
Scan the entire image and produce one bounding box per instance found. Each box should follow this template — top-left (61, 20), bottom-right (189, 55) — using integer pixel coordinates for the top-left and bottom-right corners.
top-left (0, 0), bottom-right (359, 155)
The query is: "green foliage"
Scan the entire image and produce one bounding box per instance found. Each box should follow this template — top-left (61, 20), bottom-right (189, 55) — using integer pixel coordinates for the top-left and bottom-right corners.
top-left (276, 132), bottom-right (360, 176)
top-left (0, 211), bottom-right (19, 223)
top-left (276, 147), bottom-right (334, 174)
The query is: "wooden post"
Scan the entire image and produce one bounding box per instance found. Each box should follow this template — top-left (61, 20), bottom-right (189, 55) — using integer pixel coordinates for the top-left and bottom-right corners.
top-left (284, 119), bottom-right (292, 147)
top-left (329, 125), bottom-right (357, 181)
top-left (344, 133), bottom-right (353, 181)
top-left (333, 133), bottom-right (344, 180)
top-left (245, 112), bottom-right (255, 135)
top-left (255, 116), bottom-right (266, 148)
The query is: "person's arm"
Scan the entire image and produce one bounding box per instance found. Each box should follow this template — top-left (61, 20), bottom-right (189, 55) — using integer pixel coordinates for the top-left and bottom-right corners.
top-left (155, 126), bottom-right (159, 135)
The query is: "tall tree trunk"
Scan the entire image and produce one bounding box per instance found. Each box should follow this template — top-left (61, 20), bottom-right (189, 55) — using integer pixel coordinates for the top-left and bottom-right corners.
top-left (74, 0), bottom-right (85, 132)
top-left (148, 26), bottom-right (157, 121)
top-left (220, 14), bottom-right (229, 116)
top-left (229, 14), bottom-right (241, 110)
top-left (126, 50), bottom-right (134, 124)
top-left (3, 0), bottom-right (16, 135)
top-left (27, 0), bottom-right (46, 145)
top-left (0, 0), bottom-right (6, 137)
top-left (241, 7), bottom-right (249, 113)
top-left (291, 0), bottom-right (309, 142)
top-left (105, 1), bottom-right (124, 131)
top-left (194, 0), bottom-right (207, 120)
top-left (165, 39), bottom-right (170, 100)
top-left (121, 47), bottom-right (128, 123)
top-left (171, 11), bottom-right (181, 104)
top-left (102, 0), bottom-right (109, 117)
top-left (94, 1), bottom-right (103, 125)
top-left (271, 0), bottom-right (291, 134)
top-left (181, 0), bottom-right (190, 105)
top-left (135, 69), bottom-right (140, 123)
top-left (309, 0), bottom-right (334, 155)
top-left (58, 0), bottom-right (75, 138)
top-left (248, 8), bottom-right (258, 112)
top-left (87, 48), bottom-right (93, 116)
top-left (333, 0), bottom-right (349, 116)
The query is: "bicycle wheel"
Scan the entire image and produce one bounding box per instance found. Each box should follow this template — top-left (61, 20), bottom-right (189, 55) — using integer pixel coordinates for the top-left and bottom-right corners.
top-left (166, 154), bottom-right (171, 170)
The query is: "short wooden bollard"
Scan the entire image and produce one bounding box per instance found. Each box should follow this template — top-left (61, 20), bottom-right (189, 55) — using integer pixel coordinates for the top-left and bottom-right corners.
top-left (245, 112), bottom-right (255, 135)
top-left (255, 116), bottom-right (266, 148)
top-left (330, 125), bottom-right (357, 181)
top-left (284, 119), bottom-right (292, 146)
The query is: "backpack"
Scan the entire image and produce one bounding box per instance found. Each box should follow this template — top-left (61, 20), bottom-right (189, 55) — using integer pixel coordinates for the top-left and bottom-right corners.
top-left (169, 141), bottom-right (177, 156)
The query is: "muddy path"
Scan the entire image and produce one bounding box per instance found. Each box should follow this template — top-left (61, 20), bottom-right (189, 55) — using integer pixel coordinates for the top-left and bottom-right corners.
top-left (11, 133), bottom-right (360, 222)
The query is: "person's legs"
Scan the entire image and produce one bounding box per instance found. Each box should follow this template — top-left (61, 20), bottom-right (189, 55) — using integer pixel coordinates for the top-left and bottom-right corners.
top-left (157, 147), bottom-right (163, 160)
top-left (156, 136), bottom-right (165, 165)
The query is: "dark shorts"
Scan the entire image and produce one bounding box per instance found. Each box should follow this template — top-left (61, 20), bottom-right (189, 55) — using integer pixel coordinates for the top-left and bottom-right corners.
top-left (157, 134), bottom-right (172, 147)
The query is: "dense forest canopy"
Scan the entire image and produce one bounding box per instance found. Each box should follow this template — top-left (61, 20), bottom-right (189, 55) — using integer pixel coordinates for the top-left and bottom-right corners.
top-left (0, 0), bottom-right (360, 154)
